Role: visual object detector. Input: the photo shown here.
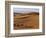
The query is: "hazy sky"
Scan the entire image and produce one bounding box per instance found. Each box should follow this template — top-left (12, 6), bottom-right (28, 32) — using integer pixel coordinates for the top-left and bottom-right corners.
top-left (13, 8), bottom-right (39, 13)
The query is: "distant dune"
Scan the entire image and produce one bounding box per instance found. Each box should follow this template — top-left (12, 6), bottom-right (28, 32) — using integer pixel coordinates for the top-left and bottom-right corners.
top-left (14, 12), bottom-right (39, 30)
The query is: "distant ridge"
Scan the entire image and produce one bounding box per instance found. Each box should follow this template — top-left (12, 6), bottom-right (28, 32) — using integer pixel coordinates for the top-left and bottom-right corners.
top-left (14, 12), bottom-right (39, 16)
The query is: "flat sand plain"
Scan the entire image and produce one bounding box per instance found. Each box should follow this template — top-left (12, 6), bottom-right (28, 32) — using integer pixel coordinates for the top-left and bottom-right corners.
top-left (14, 12), bottom-right (39, 30)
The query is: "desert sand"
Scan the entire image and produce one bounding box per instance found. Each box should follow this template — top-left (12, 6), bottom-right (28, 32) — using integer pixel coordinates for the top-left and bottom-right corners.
top-left (14, 12), bottom-right (39, 30)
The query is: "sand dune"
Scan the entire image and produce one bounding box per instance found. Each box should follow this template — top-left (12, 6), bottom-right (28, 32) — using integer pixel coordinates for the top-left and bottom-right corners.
top-left (14, 12), bottom-right (39, 30)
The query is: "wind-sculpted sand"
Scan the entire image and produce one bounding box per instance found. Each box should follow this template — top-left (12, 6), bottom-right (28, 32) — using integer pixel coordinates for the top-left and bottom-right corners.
top-left (14, 12), bottom-right (39, 30)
